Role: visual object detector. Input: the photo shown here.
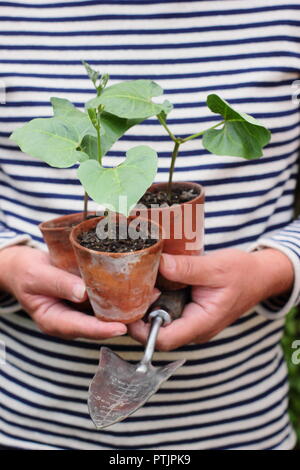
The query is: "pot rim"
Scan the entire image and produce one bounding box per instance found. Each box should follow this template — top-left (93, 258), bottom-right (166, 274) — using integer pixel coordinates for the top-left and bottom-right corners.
top-left (39, 211), bottom-right (96, 232)
top-left (70, 215), bottom-right (164, 258)
top-left (135, 181), bottom-right (205, 213)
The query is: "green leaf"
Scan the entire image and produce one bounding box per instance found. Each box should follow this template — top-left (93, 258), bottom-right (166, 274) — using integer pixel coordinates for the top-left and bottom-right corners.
top-left (82, 60), bottom-right (99, 88)
top-left (157, 99), bottom-right (173, 123)
top-left (79, 112), bottom-right (143, 161)
top-left (99, 112), bottom-right (142, 158)
top-left (85, 80), bottom-right (165, 119)
top-left (80, 135), bottom-right (98, 160)
top-left (10, 97), bottom-right (96, 168)
top-left (160, 99), bottom-right (173, 115)
top-left (82, 61), bottom-right (109, 95)
top-left (87, 107), bottom-right (98, 128)
top-left (51, 97), bottom-right (96, 139)
top-left (202, 94), bottom-right (271, 159)
top-left (10, 117), bottom-right (89, 168)
top-left (77, 145), bottom-right (157, 216)
top-left (98, 73), bottom-right (109, 94)
top-left (51, 97), bottom-right (79, 116)
top-left (10, 95), bottom-right (144, 167)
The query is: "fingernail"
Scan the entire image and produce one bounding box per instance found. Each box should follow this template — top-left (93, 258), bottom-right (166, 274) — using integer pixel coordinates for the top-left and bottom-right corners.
top-left (113, 327), bottom-right (127, 336)
top-left (72, 283), bottom-right (86, 301)
top-left (161, 254), bottom-right (176, 272)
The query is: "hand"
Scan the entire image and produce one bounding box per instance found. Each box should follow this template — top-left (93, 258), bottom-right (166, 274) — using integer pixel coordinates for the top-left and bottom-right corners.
top-left (128, 248), bottom-right (294, 351)
top-left (0, 245), bottom-right (127, 340)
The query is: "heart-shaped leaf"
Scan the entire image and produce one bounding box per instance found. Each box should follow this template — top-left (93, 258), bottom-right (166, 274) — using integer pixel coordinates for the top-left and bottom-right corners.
top-left (86, 80), bottom-right (165, 119)
top-left (10, 117), bottom-right (89, 168)
top-left (77, 145), bottom-right (157, 216)
top-left (10, 97), bottom-right (95, 168)
top-left (202, 94), bottom-right (271, 159)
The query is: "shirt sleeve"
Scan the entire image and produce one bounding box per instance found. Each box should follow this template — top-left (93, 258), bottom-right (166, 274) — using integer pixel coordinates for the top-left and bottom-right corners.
top-left (247, 217), bottom-right (300, 320)
top-left (0, 220), bottom-right (34, 250)
top-left (0, 220), bottom-right (37, 314)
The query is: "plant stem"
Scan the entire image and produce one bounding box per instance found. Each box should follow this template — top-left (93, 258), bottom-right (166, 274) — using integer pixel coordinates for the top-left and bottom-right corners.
top-left (180, 120), bottom-right (225, 143)
top-left (83, 191), bottom-right (89, 219)
top-left (157, 118), bottom-right (225, 199)
top-left (167, 141), bottom-right (181, 200)
top-left (96, 122), bottom-right (102, 165)
top-left (156, 114), bottom-right (178, 142)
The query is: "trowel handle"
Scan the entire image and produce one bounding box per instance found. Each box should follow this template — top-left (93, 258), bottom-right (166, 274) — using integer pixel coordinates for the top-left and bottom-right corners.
top-left (149, 287), bottom-right (191, 322)
top-left (148, 308), bottom-right (171, 325)
top-left (139, 288), bottom-right (190, 370)
top-left (138, 309), bottom-right (169, 370)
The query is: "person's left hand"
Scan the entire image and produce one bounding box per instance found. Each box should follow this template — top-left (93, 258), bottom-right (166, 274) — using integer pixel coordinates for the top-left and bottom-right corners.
top-left (128, 247), bottom-right (294, 351)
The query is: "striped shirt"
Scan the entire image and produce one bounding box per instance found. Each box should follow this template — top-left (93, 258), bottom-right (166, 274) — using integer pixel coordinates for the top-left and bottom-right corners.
top-left (0, 0), bottom-right (300, 450)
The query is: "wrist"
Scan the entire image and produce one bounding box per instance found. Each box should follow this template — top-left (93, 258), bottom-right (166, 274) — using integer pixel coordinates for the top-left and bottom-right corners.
top-left (250, 248), bottom-right (294, 301)
top-left (0, 245), bottom-right (28, 293)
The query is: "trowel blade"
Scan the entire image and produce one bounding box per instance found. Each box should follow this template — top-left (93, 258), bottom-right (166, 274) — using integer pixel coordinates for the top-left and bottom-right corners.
top-left (88, 346), bottom-right (185, 429)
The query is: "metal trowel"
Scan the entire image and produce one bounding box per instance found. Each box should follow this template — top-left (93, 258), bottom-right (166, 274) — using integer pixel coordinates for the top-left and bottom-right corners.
top-left (88, 295), bottom-right (187, 429)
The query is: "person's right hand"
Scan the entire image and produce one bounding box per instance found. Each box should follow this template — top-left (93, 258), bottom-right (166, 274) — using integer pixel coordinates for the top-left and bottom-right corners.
top-left (0, 245), bottom-right (128, 340)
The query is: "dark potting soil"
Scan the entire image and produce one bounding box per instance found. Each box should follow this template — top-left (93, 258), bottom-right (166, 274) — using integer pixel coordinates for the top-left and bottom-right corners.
top-left (138, 185), bottom-right (199, 208)
top-left (78, 225), bottom-right (158, 253)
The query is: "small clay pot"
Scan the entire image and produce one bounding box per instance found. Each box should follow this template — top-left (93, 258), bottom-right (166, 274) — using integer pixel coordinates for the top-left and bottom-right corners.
top-left (39, 212), bottom-right (95, 276)
top-left (133, 182), bottom-right (205, 290)
top-left (70, 216), bottom-right (164, 324)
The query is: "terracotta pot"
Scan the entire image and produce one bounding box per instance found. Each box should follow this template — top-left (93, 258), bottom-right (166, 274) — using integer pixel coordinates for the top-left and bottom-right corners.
top-left (39, 212), bottom-right (95, 276)
top-left (70, 216), bottom-right (164, 324)
top-left (132, 182), bottom-right (205, 290)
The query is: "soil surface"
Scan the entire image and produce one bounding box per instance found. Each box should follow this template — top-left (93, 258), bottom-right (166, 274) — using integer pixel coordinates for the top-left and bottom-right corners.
top-left (138, 185), bottom-right (199, 208)
top-left (78, 224), bottom-right (158, 253)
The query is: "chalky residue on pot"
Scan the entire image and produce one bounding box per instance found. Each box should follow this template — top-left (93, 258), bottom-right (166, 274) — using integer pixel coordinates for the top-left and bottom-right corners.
top-left (79, 248), bottom-right (160, 323)
top-left (90, 249), bottom-right (146, 277)
top-left (70, 216), bottom-right (164, 324)
top-left (87, 286), bottom-right (154, 323)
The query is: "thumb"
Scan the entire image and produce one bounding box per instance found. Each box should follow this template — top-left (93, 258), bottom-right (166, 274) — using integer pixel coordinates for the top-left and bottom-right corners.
top-left (159, 253), bottom-right (215, 286)
top-left (28, 264), bottom-right (87, 303)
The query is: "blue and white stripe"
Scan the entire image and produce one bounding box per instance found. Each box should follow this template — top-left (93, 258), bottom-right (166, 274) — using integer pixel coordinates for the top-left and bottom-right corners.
top-left (0, 0), bottom-right (299, 449)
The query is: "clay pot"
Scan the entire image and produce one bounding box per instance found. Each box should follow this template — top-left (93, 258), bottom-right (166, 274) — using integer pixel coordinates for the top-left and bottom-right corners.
top-left (39, 212), bottom-right (95, 276)
top-left (70, 216), bottom-right (164, 324)
top-left (133, 182), bottom-right (205, 290)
